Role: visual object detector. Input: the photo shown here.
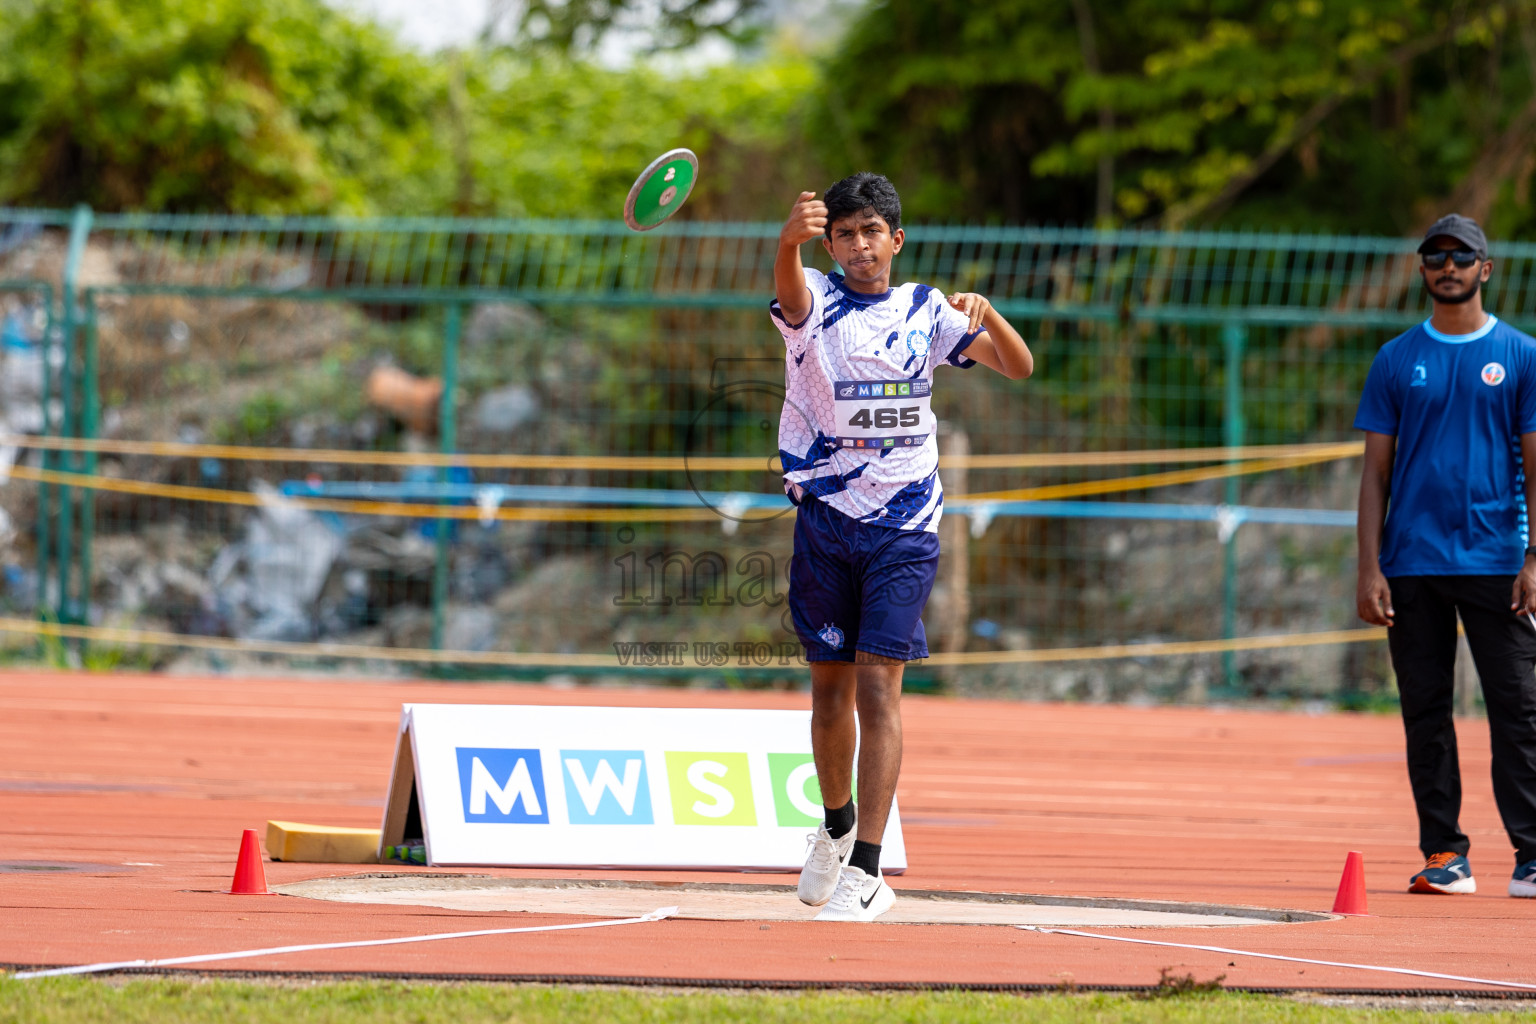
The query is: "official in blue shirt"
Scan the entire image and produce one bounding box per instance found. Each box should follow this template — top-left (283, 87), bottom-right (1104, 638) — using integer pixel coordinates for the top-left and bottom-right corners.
top-left (1356, 214), bottom-right (1536, 899)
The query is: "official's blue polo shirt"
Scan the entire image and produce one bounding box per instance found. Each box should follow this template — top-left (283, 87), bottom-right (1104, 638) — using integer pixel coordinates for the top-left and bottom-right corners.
top-left (1355, 315), bottom-right (1536, 576)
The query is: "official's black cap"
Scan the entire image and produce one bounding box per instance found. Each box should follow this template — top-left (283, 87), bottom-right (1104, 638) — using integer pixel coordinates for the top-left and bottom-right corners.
top-left (1418, 213), bottom-right (1488, 259)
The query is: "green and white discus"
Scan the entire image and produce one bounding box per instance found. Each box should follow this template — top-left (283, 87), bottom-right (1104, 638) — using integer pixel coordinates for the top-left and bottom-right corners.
top-left (623, 148), bottom-right (698, 231)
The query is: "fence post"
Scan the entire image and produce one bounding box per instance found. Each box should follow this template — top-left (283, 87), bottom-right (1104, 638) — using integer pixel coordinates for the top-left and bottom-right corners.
top-left (52, 204), bottom-right (92, 626)
top-left (77, 296), bottom-right (99, 630)
top-left (937, 424), bottom-right (970, 692)
top-left (34, 283), bottom-right (55, 622)
top-left (1221, 320), bottom-right (1247, 693)
top-left (430, 303), bottom-right (463, 655)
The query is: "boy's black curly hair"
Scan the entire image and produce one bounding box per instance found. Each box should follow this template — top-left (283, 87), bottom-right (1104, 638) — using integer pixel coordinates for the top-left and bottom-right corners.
top-left (823, 172), bottom-right (901, 237)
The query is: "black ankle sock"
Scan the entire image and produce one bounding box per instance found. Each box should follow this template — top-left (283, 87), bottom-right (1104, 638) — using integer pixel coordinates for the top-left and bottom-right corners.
top-left (849, 839), bottom-right (881, 878)
top-left (824, 800), bottom-right (855, 840)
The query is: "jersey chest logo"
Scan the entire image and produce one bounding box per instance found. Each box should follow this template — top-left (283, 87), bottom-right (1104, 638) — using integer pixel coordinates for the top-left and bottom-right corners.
top-left (905, 327), bottom-right (932, 362)
top-left (1482, 362), bottom-right (1506, 386)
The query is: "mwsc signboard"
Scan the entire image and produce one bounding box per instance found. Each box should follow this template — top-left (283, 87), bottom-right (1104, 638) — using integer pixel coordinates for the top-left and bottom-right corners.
top-left (379, 704), bottom-right (907, 871)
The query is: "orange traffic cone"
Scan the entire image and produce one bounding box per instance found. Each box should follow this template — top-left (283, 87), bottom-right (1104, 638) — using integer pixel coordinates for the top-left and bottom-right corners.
top-left (1331, 850), bottom-right (1368, 915)
top-left (226, 828), bottom-right (276, 895)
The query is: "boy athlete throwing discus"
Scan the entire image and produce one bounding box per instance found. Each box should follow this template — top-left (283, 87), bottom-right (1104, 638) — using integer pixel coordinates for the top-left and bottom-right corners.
top-left (771, 173), bottom-right (1032, 921)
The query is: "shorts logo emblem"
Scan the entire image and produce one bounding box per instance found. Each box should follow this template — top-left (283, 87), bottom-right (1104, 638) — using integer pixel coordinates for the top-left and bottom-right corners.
top-left (1482, 362), bottom-right (1506, 386)
top-left (817, 623), bottom-right (845, 650)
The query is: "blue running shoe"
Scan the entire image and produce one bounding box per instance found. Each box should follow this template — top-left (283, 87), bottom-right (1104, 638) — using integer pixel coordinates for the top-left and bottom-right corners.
top-left (1409, 852), bottom-right (1475, 894)
top-left (1510, 859), bottom-right (1536, 898)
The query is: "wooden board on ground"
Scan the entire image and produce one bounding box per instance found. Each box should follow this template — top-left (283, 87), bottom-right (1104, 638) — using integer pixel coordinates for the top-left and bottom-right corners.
top-left (267, 820), bottom-right (381, 863)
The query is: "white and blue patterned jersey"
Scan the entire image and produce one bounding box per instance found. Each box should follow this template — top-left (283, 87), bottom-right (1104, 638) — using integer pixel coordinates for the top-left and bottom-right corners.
top-left (770, 266), bottom-right (982, 532)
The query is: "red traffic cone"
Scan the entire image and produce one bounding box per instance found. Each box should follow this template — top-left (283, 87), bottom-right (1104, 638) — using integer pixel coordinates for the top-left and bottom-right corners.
top-left (1331, 850), bottom-right (1368, 915)
top-left (226, 828), bottom-right (276, 895)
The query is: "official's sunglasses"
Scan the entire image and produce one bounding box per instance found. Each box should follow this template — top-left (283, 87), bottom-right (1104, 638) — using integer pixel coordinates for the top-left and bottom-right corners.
top-left (1422, 249), bottom-right (1481, 269)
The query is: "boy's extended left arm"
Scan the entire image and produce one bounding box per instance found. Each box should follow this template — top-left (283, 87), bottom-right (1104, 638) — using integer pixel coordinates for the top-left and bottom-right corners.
top-left (947, 293), bottom-right (1033, 379)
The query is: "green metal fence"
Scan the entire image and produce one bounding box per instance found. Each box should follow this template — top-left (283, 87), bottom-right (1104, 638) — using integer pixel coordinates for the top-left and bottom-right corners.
top-left (0, 207), bottom-right (1509, 699)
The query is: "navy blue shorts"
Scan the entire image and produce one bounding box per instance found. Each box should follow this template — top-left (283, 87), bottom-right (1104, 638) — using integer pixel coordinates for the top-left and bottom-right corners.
top-left (789, 496), bottom-right (940, 662)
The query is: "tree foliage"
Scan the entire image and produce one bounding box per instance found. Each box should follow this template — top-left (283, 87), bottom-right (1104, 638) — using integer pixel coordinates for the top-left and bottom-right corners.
top-left (820, 0), bottom-right (1536, 232)
top-left (461, 51), bottom-right (817, 219)
top-left (495, 0), bottom-right (767, 53)
top-left (0, 0), bottom-right (447, 213)
top-left (0, 0), bottom-right (817, 217)
top-left (7, 0), bottom-right (1536, 234)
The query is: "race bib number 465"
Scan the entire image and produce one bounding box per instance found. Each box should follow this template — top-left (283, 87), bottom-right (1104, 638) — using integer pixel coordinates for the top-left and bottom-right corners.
top-left (833, 379), bottom-right (931, 451)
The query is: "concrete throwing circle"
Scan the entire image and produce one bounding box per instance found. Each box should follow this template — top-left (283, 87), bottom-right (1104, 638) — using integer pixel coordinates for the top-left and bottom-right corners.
top-left (275, 875), bottom-right (1331, 928)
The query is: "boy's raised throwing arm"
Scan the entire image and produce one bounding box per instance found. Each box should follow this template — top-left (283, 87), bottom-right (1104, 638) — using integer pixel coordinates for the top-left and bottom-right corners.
top-left (774, 192), bottom-right (828, 327)
top-left (947, 293), bottom-right (1033, 380)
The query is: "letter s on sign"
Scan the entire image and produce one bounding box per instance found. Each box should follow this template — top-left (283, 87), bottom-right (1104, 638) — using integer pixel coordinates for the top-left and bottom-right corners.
top-left (686, 760), bottom-right (735, 818)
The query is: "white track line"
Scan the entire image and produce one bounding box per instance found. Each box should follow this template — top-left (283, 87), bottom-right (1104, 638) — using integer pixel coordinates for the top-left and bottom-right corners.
top-left (1019, 926), bottom-right (1536, 992)
top-left (12, 907), bottom-right (677, 980)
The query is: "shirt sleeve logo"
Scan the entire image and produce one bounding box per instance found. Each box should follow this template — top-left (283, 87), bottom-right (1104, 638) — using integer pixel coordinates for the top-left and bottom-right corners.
top-left (1482, 362), bottom-right (1506, 386)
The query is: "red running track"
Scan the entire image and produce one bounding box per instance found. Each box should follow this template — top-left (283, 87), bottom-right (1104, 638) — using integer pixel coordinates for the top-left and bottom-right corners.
top-left (3, 671), bottom-right (1535, 991)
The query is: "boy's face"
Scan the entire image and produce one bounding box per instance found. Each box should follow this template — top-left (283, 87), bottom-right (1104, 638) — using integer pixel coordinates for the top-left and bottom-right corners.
top-left (822, 208), bottom-right (904, 289)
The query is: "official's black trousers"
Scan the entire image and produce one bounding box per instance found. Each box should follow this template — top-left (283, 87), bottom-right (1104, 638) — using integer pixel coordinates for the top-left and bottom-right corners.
top-left (1386, 575), bottom-right (1536, 865)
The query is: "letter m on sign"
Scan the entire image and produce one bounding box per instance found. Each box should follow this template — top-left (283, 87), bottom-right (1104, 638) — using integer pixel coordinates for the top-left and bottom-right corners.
top-left (456, 747), bottom-right (550, 823)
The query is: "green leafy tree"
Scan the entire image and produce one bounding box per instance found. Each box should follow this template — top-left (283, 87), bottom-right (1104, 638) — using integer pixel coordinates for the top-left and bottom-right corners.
top-left (818, 0), bottom-right (1536, 232)
top-left (483, 0), bottom-right (766, 53)
top-left (0, 0), bottom-right (820, 219)
top-left (0, 0), bottom-right (446, 212)
top-left (461, 49), bottom-right (819, 219)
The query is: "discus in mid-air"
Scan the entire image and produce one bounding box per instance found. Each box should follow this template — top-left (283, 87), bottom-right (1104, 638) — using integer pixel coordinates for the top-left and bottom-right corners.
top-left (623, 148), bottom-right (698, 231)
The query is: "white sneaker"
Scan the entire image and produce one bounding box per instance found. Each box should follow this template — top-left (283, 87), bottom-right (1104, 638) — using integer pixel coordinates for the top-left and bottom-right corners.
top-left (813, 865), bottom-right (895, 922)
top-left (797, 820), bottom-right (856, 906)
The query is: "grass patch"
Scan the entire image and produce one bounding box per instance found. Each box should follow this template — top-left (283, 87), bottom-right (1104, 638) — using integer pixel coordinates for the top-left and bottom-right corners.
top-left (1, 977), bottom-right (1532, 1024)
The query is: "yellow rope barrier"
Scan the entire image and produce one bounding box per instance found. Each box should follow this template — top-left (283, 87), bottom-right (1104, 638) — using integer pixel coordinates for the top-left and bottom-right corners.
top-left (4, 452), bottom-right (1353, 523)
top-left (0, 615), bottom-right (1386, 669)
top-left (4, 464), bottom-right (756, 523)
top-left (964, 450), bottom-right (1350, 504)
top-left (1, 434), bottom-right (1363, 472)
top-left (929, 626), bottom-right (1387, 666)
top-left (3, 617), bottom-right (621, 669)
top-left (958, 441), bottom-right (1362, 470)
